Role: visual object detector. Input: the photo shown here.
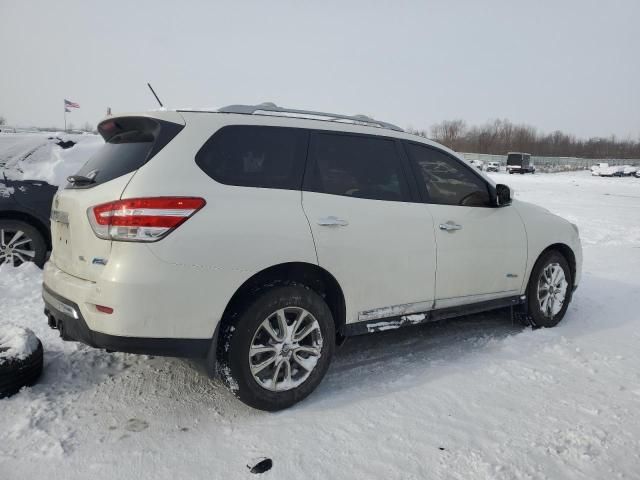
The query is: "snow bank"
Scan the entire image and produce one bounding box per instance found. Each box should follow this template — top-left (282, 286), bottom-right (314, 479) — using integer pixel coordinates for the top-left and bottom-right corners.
top-left (0, 324), bottom-right (39, 364)
top-left (19, 135), bottom-right (103, 186)
top-left (0, 263), bottom-right (41, 364)
top-left (0, 132), bottom-right (103, 187)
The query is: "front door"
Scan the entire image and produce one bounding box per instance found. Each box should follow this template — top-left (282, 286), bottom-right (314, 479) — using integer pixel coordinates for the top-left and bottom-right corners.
top-left (404, 142), bottom-right (527, 308)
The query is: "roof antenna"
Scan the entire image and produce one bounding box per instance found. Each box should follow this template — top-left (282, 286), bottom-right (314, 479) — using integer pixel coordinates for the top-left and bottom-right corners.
top-left (147, 83), bottom-right (164, 108)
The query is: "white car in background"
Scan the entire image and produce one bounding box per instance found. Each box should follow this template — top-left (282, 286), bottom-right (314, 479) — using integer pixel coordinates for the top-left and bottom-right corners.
top-left (42, 103), bottom-right (582, 410)
top-left (486, 161), bottom-right (500, 172)
top-left (469, 159), bottom-right (484, 170)
top-left (599, 165), bottom-right (625, 177)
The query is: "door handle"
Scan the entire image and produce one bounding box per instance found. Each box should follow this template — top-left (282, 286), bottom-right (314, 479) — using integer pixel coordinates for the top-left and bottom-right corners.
top-left (439, 221), bottom-right (462, 231)
top-left (317, 216), bottom-right (349, 227)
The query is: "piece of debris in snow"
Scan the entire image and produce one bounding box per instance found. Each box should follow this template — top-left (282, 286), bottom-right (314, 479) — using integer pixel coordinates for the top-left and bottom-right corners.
top-left (248, 457), bottom-right (273, 474)
top-left (56, 139), bottom-right (76, 149)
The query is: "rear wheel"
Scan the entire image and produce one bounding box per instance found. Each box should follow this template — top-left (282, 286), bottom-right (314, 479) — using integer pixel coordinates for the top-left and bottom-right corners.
top-left (0, 220), bottom-right (47, 268)
top-left (527, 250), bottom-right (572, 328)
top-left (217, 285), bottom-right (335, 411)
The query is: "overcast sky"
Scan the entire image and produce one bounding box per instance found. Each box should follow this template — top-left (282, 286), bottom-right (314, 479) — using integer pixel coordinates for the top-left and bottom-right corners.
top-left (1, 0), bottom-right (638, 138)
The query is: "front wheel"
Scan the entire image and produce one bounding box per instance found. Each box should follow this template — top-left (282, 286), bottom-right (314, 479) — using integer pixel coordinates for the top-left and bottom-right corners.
top-left (527, 250), bottom-right (573, 327)
top-left (217, 285), bottom-right (335, 411)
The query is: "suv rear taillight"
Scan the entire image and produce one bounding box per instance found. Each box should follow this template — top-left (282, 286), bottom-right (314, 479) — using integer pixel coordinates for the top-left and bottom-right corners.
top-left (88, 197), bottom-right (206, 242)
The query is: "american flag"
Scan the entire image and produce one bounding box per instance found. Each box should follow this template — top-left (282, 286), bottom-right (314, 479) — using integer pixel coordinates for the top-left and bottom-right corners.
top-left (64, 99), bottom-right (80, 108)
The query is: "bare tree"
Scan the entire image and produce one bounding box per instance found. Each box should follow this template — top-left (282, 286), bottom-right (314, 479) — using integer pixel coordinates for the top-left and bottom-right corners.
top-left (430, 120), bottom-right (466, 150)
top-left (421, 118), bottom-right (640, 159)
top-left (0, 115), bottom-right (6, 125)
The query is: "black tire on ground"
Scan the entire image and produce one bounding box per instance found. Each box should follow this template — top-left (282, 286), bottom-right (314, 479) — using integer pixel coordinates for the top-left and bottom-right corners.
top-left (0, 220), bottom-right (47, 268)
top-left (526, 250), bottom-right (573, 328)
top-left (0, 339), bottom-right (43, 398)
top-left (216, 284), bottom-right (335, 411)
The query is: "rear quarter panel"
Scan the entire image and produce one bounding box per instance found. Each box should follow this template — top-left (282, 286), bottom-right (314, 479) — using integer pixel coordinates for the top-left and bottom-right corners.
top-left (118, 113), bottom-right (318, 332)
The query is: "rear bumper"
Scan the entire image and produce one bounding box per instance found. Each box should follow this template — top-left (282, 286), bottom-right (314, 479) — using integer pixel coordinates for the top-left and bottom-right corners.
top-left (43, 285), bottom-right (210, 357)
top-left (43, 244), bottom-right (238, 339)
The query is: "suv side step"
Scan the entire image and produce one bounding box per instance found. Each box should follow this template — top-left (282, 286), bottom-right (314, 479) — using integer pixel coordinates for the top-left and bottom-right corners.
top-left (343, 295), bottom-right (524, 336)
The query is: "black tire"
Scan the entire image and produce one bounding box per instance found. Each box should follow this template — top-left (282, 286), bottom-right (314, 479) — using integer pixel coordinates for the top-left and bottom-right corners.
top-left (526, 250), bottom-right (573, 328)
top-left (217, 284), bottom-right (335, 411)
top-left (0, 339), bottom-right (44, 398)
top-left (0, 220), bottom-right (47, 268)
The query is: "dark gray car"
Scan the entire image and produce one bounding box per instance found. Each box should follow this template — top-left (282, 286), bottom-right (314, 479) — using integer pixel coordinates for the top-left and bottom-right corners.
top-left (0, 177), bottom-right (56, 267)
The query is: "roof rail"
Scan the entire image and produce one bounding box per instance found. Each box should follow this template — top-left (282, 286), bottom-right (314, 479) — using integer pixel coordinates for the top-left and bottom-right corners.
top-left (217, 102), bottom-right (404, 132)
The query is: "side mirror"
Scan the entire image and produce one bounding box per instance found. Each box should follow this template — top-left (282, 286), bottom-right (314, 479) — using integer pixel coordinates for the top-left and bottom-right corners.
top-left (495, 184), bottom-right (512, 206)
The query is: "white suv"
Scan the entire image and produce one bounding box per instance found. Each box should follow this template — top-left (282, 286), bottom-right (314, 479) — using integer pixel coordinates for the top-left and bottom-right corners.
top-left (43, 103), bottom-right (582, 410)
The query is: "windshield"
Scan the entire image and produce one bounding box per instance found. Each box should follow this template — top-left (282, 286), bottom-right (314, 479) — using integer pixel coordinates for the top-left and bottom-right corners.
top-left (67, 117), bottom-right (182, 188)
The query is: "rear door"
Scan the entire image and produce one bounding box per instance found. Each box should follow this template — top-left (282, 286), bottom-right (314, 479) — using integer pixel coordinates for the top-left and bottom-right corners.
top-left (302, 131), bottom-right (437, 324)
top-left (404, 142), bottom-right (527, 308)
top-left (507, 153), bottom-right (522, 171)
top-left (50, 114), bottom-right (184, 281)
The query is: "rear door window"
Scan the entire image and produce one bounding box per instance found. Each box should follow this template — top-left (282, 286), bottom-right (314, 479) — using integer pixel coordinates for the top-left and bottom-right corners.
top-left (69, 117), bottom-right (182, 188)
top-left (195, 125), bottom-right (308, 190)
top-left (304, 132), bottom-right (409, 202)
top-left (405, 142), bottom-right (491, 207)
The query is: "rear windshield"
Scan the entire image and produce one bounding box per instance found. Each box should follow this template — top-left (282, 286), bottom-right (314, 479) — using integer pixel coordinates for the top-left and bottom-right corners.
top-left (67, 117), bottom-right (182, 188)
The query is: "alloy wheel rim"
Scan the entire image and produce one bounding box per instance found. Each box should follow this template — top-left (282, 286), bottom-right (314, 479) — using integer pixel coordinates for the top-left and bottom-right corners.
top-left (249, 307), bottom-right (323, 392)
top-left (0, 229), bottom-right (36, 266)
top-left (537, 262), bottom-right (568, 318)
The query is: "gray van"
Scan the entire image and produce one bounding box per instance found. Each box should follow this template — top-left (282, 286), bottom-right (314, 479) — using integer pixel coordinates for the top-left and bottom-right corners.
top-left (506, 152), bottom-right (536, 174)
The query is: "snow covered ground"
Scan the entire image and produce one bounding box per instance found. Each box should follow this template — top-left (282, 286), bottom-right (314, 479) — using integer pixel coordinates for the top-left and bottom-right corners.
top-left (1, 170), bottom-right (640, 479)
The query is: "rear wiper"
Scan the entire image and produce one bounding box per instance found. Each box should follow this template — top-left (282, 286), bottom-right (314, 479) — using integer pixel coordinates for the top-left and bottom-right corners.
top-left (67, 175), bottom-right (96, 186)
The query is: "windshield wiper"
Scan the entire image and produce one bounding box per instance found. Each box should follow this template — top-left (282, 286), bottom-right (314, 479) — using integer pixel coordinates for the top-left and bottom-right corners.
top-left (67, 175), bottom-right (96, 186)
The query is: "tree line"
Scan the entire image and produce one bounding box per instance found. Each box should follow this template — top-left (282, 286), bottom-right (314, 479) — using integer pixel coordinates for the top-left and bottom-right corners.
top-left (0, 115), bottom-right (95, 133)
top-left (410, 119), bottom-right (640, 159)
